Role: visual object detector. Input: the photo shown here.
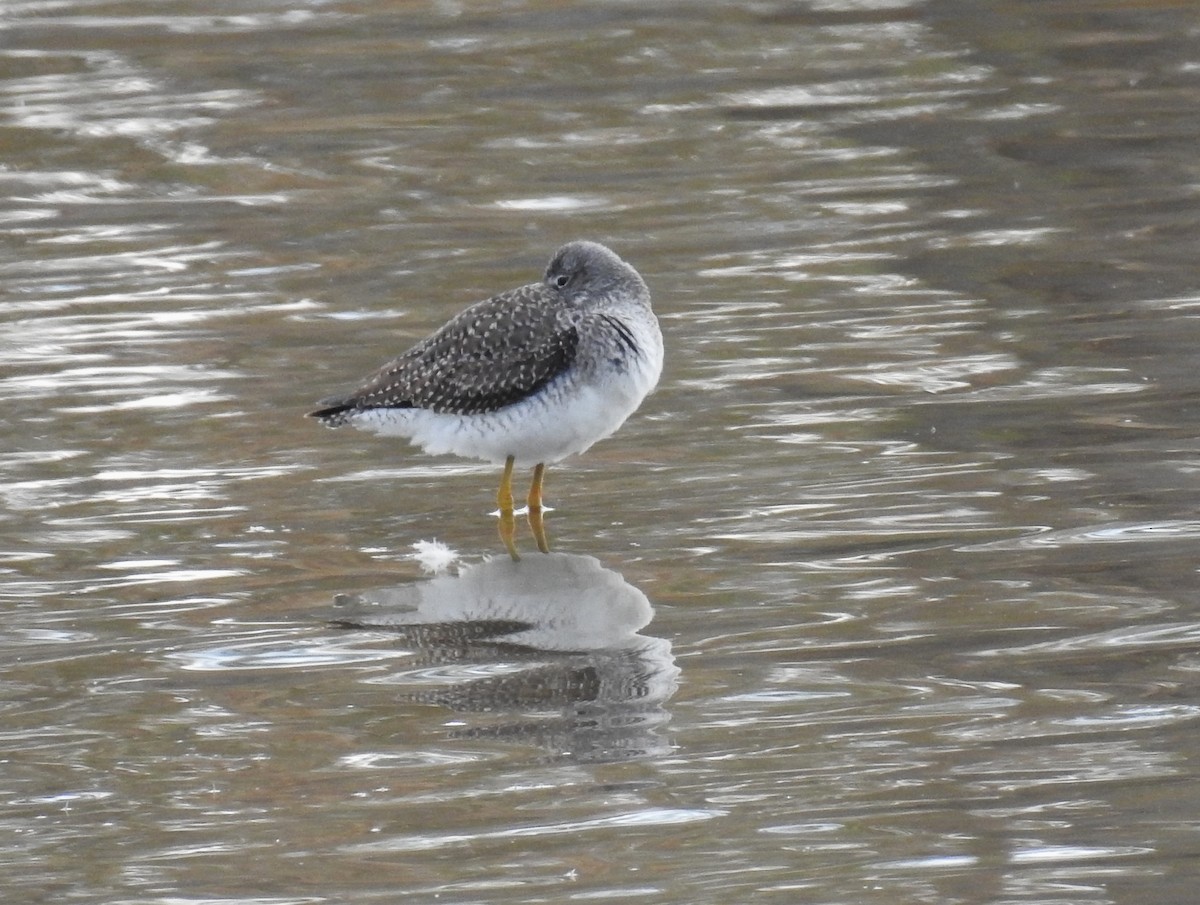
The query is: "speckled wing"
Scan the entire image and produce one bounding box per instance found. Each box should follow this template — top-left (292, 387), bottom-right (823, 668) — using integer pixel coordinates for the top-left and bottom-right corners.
top-left (310, 283), bottom-right (579, 422)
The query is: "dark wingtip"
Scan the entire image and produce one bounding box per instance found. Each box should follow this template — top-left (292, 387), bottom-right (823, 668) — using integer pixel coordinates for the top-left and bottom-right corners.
top-left (308, 401), bottom-right (355, 426)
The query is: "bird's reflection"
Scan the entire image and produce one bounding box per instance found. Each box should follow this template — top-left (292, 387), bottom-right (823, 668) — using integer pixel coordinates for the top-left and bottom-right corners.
top-left (333, 552), bottom-right (679, 762)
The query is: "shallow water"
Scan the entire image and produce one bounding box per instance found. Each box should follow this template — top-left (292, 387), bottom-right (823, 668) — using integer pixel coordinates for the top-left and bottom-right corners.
top-left (4, 0), bottom-right (1200, 902)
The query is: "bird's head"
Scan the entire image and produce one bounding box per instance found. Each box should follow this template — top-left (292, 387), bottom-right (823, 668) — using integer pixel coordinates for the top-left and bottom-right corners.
top-left (543, 240), bottom-right (649, 309)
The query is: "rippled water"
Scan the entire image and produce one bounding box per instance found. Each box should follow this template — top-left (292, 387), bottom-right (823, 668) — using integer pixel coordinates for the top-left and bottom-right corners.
top-left (4, 1), bottom-right (1200, 902)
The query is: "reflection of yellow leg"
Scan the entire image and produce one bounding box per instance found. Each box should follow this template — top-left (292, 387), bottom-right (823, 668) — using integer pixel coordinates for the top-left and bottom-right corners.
top-left (527, 463), bottom-right (550, 554)
top-left (497, 455), bottom-right (519, 561)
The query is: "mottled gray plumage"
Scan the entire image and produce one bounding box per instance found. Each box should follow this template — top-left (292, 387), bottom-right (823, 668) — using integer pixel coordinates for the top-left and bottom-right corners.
top-left (311, 283), bottom-right (579, 420)
top-left (310, 241), bottom-right (643, 423)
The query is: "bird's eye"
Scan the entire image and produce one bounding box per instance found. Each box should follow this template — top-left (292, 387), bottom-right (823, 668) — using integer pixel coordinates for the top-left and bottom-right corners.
top-left (554, 273), bottom-right (570, 288)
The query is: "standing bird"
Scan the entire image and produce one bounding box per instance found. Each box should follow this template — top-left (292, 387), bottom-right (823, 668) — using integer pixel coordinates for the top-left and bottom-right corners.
top-left (309, 241), bottom-right (663, 559)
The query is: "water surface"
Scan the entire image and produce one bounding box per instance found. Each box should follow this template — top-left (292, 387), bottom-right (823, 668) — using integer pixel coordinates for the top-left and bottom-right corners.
top-left (3, 1), bottom-right (1200, 902)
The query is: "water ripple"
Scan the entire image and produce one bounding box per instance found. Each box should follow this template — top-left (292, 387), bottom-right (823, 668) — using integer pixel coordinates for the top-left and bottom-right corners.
top-left (341, 806), bottom-right (727, 854)
top-left (962, 520), bottom-right (1200, 552)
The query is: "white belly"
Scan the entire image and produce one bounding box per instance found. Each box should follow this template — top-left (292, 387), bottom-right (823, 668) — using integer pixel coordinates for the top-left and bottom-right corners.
top-left (350, 354), bottom-right (659, 467)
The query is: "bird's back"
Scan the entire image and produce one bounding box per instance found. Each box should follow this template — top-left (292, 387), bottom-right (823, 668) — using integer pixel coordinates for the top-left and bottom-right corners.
top-left (311, 283), bottom-right (580, 423)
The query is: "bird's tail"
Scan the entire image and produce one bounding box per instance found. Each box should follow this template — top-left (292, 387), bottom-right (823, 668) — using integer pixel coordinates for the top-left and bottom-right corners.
top-left (308, 398), bottom-right (356, 427)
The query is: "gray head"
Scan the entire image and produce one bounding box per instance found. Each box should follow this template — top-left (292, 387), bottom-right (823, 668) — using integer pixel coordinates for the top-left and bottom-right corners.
top-left (542, 241), bottom-right (649, 309)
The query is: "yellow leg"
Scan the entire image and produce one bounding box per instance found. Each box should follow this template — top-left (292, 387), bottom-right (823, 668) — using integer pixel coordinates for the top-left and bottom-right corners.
top-left (528, 462), bottom-right (546, 512)
top-left (527, 463), bottom-right (550, 554)
top-left (497, 454), bottom-right (519, 561)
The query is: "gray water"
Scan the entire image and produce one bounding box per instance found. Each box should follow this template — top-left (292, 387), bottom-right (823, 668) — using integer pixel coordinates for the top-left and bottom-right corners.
top-left (4, 1), bottom-right (1200, 902)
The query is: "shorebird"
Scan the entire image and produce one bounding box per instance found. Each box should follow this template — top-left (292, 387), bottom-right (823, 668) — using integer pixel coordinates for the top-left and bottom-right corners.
top-left (309, 240), bottom-right (663, 559)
